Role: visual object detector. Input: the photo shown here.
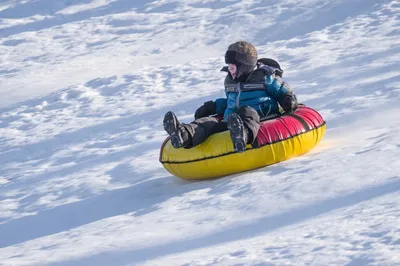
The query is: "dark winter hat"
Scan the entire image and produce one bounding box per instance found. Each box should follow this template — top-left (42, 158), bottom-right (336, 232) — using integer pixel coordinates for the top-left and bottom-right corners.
top-left (225, 41), bottom-right (258, 79)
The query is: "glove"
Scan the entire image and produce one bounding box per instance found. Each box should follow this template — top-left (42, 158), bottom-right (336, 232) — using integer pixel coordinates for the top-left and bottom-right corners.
top-left (194, 101), bottom-right (217, 120)
top-left (279, 94), bottom-right (298, 113)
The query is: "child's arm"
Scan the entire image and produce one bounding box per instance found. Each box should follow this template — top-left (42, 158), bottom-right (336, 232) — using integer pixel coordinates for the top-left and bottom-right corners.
top-left (194, 98), bottom-right (227, 119)
top-left (265, 73), bottom-right (298, 112)
top-left (215, 98), bottom-right (227, 115)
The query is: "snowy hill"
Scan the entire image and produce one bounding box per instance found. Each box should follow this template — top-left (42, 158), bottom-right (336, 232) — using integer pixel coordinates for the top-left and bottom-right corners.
top-left (0, 0), bottom-right (399, 265)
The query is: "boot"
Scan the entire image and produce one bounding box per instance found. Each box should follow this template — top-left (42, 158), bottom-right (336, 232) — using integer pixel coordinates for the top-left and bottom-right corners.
top-left (227, 112), bottom-right (248, 153)
top-left (163, 111), bottom-right (192, 149)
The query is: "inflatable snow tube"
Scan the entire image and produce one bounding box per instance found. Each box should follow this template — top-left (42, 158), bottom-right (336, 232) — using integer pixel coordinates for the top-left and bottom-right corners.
top-left (159, 106), bottom-right (326, 180)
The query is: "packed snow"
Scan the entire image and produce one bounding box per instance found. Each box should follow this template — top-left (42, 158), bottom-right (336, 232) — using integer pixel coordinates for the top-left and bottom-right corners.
top-left (0, 0), bottom-right (399, 265)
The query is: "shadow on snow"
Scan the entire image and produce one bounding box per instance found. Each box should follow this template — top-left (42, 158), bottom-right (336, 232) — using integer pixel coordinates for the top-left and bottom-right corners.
top-left (52, 177), bottom-right (400, 265)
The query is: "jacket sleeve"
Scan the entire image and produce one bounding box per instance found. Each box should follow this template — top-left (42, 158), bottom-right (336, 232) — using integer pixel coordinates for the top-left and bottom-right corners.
top-left (215, 98), bottom-right (227, 115)
top-left (265, 75), bottom-right (298, 112)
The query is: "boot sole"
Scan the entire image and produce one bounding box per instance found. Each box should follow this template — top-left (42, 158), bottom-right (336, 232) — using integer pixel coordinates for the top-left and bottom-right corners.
top-left (163, 111), bottom-right (183, 148)
top-left (227, 113), bottom-right (246, 153)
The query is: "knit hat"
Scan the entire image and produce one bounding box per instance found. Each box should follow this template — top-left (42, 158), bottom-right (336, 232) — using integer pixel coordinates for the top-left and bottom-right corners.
top-left (225, 41), bottom-right (258, 80)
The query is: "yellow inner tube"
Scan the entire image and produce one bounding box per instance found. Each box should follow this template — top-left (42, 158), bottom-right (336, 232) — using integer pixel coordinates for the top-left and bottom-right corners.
top-left (160, 107), bottom-right (326, 180)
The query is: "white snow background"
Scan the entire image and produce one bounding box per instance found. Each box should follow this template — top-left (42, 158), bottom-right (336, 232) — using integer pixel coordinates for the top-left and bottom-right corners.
top-left (0, 0), bottom-right (399, 265)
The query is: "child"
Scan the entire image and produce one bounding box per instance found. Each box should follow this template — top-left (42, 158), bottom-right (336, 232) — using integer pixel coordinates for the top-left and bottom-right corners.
top-left (163, 41), bottom-right (298, 152)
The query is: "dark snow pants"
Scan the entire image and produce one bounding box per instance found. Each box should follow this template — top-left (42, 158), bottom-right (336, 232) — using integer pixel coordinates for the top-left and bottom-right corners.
top-left (184, 106), bottom-right (260, 148)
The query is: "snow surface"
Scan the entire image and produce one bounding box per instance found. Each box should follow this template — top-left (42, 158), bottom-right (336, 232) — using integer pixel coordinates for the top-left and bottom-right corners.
top-left (0, 0), bottom-right (399, 265)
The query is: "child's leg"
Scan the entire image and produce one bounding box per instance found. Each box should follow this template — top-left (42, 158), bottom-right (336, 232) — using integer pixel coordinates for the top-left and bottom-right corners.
top-left (227, 106), bottom-right (260, 152)
top-left (185, 117), bottom-right (228, 147)
top-left (237, 106), bottom-right (260, 143)
top-left (163, 112), bottom-right (227, 149)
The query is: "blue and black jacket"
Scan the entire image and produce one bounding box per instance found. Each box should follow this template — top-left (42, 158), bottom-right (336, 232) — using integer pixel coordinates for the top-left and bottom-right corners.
top-left (215, 64), bottom-right (297, 121)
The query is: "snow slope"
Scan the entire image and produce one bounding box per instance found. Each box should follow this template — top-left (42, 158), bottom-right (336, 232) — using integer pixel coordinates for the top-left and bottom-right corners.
top-left (0, 0), bottom-right (399, 265)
